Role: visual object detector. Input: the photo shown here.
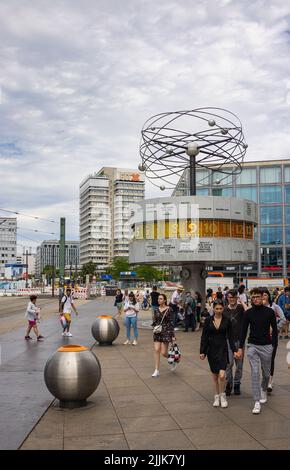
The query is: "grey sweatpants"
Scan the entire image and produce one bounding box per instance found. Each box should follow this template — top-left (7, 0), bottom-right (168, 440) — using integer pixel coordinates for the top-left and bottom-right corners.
top-left (226, 340), bottom-right (244, 386)
top-left (247, 343), bottom-right (273, 402)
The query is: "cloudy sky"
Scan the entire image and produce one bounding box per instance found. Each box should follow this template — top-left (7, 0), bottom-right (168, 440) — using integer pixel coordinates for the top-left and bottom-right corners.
top-left (1, 0), bottom-right (290, 251)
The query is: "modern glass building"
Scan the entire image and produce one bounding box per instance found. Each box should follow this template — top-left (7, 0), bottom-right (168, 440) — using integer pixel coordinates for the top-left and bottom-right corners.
top-left (173, 158), bottom-right (290, 278)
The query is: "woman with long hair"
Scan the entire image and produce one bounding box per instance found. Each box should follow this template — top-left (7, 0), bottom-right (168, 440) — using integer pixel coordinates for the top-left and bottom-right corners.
top-left (200, 300), bottom-right (238, 408)
top-left (152, 293), bottom-right (176, 377)
top-left (123, 291), bottom-right (139, 345)
top-left (114, 288), bottom-right (124, 317)
top-left (261, 288), bottom-right (286, 392)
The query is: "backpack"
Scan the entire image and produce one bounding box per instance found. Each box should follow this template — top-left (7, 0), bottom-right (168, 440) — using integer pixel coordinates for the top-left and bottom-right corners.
top-left (59, 295), bottom-right (67, 313)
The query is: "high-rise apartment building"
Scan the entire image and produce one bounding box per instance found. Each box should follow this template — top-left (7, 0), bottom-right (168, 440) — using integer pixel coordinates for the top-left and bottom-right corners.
top-left (173, 158), bottom-right (290, 279)
top-left (0, 217), bottom-right (17, 278)
top-left (79, 167), bottom-right (145, 270)
top-left (35, 240), bottom-right (79, 278)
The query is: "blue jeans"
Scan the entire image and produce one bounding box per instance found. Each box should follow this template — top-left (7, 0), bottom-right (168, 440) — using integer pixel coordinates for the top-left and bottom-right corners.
top-left (125, 316), bottom-right (138, 340)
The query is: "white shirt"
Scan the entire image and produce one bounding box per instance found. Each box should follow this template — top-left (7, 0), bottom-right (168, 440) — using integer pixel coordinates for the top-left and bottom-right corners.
top-left (62, 295), bottom-right (75, 314)
top-left (25, 301), bottom-right (39, 321)
top-left (124, 300), bottom-right (140, 317)
top-left (238, 293), bottom-right (247, 304)
top-left (171, 290), bottom-right (181, 305)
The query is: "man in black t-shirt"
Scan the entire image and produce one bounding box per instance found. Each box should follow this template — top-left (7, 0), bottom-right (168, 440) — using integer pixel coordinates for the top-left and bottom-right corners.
top-left (223, 289), bottom-right (245, 396)
top-left (238, 287), bottom-right (278, 414)
top-left (150, 286), bottom-right (160, 317)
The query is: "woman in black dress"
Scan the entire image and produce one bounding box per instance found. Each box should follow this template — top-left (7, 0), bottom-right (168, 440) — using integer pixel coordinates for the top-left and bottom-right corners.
top-left (200, 300), bottom-right (238, 408)
top-left (152, 294), bottom-right (176, 377)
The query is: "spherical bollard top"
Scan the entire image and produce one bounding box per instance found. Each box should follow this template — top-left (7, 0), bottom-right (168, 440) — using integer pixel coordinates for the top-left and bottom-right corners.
top-left (91, 315), bottom-right (120, 345)
top-left (44, 344), bottom-right (101, 408)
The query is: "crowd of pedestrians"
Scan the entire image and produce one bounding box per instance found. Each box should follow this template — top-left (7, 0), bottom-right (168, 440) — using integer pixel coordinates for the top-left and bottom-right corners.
top-left (23, 280), bottom-right (289, 415)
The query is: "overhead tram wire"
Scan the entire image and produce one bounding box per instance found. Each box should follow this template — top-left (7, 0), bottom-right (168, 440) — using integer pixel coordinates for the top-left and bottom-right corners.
top-left (0, 207), bottom-right (80, 230)
top-left (0, 208), bottom-right (56, 223)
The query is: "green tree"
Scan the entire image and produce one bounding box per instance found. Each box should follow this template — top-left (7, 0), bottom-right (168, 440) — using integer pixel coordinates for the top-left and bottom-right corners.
top-left (106, 257), bottom-right (131, 280)
top-left (136, 265), bottom-right (163, 282)
top-left (81, 261), bottom-right (96, 280)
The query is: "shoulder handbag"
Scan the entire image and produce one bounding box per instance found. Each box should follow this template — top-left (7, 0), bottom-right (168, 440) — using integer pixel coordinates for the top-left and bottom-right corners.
top-left (153, 308), bottom-right (168, 334)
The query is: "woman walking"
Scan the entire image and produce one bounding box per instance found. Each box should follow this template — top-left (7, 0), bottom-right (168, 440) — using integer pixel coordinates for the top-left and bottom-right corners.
top-left (123, 292), bottom-right (139, 345)
top-left (114, 289), bottom-right (124, 317)
top-left (261, 288), bottom-right (286, 392)
top-left (24, 295), bottom-right (44, 341)
top-left (152, 294), bottom-right (176, 377)
top-left (200, 300), bottom-right (238, 408)
top-left (194, 292), bottom-right (202, 331)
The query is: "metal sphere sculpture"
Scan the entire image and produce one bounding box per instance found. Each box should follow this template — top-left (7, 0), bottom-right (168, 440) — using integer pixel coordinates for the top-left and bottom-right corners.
top-left (44, 345), bottom-right (101, 408)
top-left (139, 107), bottom-right (247, 191)
top-left (91, 315), bottom-right (120, 345)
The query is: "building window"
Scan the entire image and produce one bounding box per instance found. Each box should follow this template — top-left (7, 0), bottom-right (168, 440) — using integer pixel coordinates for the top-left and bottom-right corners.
top-left (212, 171), bottom-right (232, 186)
top-left (260, 206), bottom-right (282, 225)
top-left (212, 187), bottom-right (233, 197)
top-left (196, 169), bottom-right (209, 186)
top-left (285, 206), bottom-right (290, 222)
top-left (286, 248), bottom-right (290, 268)
top-left (261, 247), bottom-right (283, 268)
top-left (260, 186), bottom-right (282, 204)
top-left (235, 168), bottom-right (256, 185)
top-left (260, 167), bottom-right (281, 184)
top-left (260, 227), bottom-right (282, 245)
top-left (285, 227), bottom-right (290, 244)
top-left (284, 166), bottom-right (290, 183)
top-left (235, 187), bottom-right (257, 202)
top-left (285, 186), bottom-right (290, 203)
top-left (196, 188), bottom-right (209, 195)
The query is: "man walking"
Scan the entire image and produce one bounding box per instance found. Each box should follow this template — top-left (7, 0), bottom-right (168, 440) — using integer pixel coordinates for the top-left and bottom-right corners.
top-left (277, 286), bottom-right (290, 339)
top-left (170, 285), bottom-right (184, 330)
top-left (223, 289), bottom-right (245, 396)
top-left (183, 291), bottom-right (196, 332)
top-left (238, 288), bottom-right (278, 414)
top-left (60, 287), bottom-right (79, 337)
top-left (150, 285), bottom-right (160, 317)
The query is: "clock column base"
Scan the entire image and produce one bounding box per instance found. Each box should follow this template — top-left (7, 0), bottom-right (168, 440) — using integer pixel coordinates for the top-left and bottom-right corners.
top-left (181, 263), bottom-right (206, 297)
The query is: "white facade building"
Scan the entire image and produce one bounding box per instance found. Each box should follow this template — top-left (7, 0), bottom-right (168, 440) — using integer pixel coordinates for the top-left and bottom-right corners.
top-left (79, 167), bottom-right (145, 270)
top-left (0, 217), bottom-right (17, 278)
top-left (35, 240), bottom-right (79, 278)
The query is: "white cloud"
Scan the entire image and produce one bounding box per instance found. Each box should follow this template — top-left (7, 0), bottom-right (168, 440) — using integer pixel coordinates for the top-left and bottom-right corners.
top-left (0, 0), bottom-right (290, 250)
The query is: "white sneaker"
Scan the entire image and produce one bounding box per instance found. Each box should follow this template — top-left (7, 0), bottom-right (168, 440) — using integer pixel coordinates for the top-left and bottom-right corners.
top-left (62, 332), bottom-right (67, 336)
top-left (252, 401), bottom-right (261, 414)
top-left (174, 327), bottom-right (179, 331)
top-left (123, 340), bottom-right (130, 345)
top-left (220, 392), bottom-right (228, 408)
top-left (213, 394), bottom-right (220, 407)
top-left (267, 383), bottom-right (273, 393)
top-left (66, 332), bottom-right (73, 337)
top-left (260, 389), bottom-right (267, 404)
top-left (132, 340), bottom-right (138, 345)
top-left (152, 369), bottom-right (160, 377)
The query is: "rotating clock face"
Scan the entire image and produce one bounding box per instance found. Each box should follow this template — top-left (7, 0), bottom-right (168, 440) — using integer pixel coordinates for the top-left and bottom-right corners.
top-left (200, 269), bottom-right (208, 280)
top-left (181, 268), bottom-right (191, 280)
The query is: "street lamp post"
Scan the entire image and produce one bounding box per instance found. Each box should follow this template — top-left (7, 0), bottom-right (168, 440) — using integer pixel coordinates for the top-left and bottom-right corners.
top-left (186, 142), bottom-right (200, 196)
top-left (52, 244), bottom-right (55, 298)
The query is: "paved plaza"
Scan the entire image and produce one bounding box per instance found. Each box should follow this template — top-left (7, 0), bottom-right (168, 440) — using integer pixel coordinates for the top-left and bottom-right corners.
top-left (0, 297), bottom-right (290, 450)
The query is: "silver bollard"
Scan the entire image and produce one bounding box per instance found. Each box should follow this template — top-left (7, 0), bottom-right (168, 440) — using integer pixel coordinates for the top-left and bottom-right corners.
top-left (91, 315), bottom-right (120, 345)
top-left (44, 344), bottom-right (101, 408)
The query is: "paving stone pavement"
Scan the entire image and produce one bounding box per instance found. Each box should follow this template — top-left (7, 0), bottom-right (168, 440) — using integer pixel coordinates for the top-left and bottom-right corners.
top-left (1, 297), bottom-right (290, 450)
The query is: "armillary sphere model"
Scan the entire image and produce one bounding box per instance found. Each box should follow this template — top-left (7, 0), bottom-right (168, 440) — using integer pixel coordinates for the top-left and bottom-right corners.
top-left (139, 107), bottom-right (248, 194)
